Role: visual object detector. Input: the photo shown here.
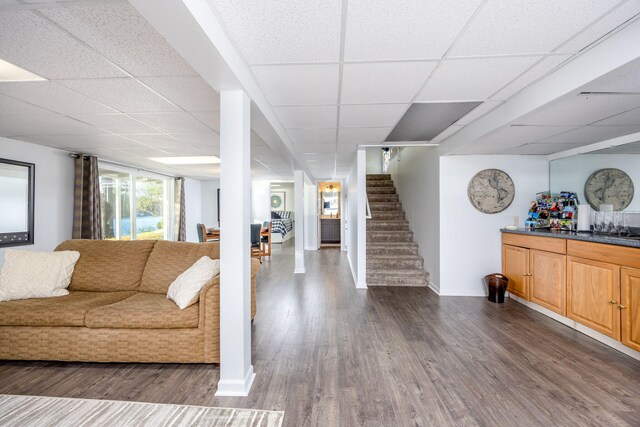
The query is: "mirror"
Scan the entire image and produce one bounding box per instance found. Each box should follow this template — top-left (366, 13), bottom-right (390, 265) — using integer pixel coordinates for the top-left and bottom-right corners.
top-left (0, 158), bottom-right (35, 247)
top-left (319, 182), bottom-right (340, 217)
top-left (549, 141), bottom-right (639, 212)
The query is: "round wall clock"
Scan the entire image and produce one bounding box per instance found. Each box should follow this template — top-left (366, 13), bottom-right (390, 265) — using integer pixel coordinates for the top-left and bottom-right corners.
top-left (584, 168), bottom-right (634, 211)
top-left (468, 169), bottom-right (515, 214)
top-left (271, 194), bottom-right (283, 209)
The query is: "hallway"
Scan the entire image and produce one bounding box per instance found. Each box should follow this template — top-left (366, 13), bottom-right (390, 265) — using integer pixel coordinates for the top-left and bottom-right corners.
top-left (0, 241), bottom-right (638, 426)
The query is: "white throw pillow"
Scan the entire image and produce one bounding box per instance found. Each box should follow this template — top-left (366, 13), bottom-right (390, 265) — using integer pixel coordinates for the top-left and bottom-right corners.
top-left (0, 249), bottom-right (81, 302)
top-left (167, 256), bottom-right (220, 309)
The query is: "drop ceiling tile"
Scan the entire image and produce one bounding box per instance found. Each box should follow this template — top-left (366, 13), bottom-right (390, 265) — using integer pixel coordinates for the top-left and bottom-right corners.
top-left (191, 111), bottom-right (220, 131)
top-left (504, 142), bottom-right (586, 155)
top-left (0, 112), bottom-right (101, 136)
top-left (0, 94), bottom-right (50, 115)
top-left (431, 124), bottom-right (464, 142)
top-left (0, 82), bottom-right (116, 115)
top-left (450, 1), bottom-right (618, 56)
top-left (477, 125), bottom-right (578, 145)
top-left (339, 104), bottom-right (408, 128)
top-left (454, 101), bottom-right (503, 125)
top-left (58, 79), bottom-right (181, 113)
top-left (516, 94), bottom-right (640, 126)
top-left (581, 57), bottom-right (640, 93)
top-left (417, 56), bottom-right (542, 102)
top-left (388, 102), bottom-right (481, 141)
top-left (115, 146), bottom-right (172, 156)
top-left (490, 55), bottom-right (572, 100)
top-left (72, 114), bottom-right (159, 133)
top-left (274, 105), bottom-right (337, 129)
top-left (558, 0), bottom-right (640, 53)
top-left (293, 143), bottom-right (336, 154)
top-left (532, 125), bottom-right (640, 145)
top-left (211, 0), bottom-right (342, 64)
top-left (161, 144), bottom-right (211, 157)
top-left (344, 0), bottom-right (483, 61)
top-left (287, 128), bottom-right (336, 144)
top-left (140, 77), bottom-right (220, 111)
top-left (120, 133), bottom-right (182, 148)
top-left (338, 127), bottom-right (392, 144)
top-left (171, 133), bottom-right (220, 148)
top-left (0, 10), bottom-right (126, 79)
top-left (129, 112), bottom-right (212, 133)
top-left (593, 106), bottom-right (640, 125)
top-left (41, 3), bottom-right (196, 77)
top-left (13, 133), bottom-right (145, 150)
top-left (252, 64), bottom-right (339, 106)
top-left (342, 62), bottom-right (436, 104)
top-left (448, 142), bottom-right (518, 155)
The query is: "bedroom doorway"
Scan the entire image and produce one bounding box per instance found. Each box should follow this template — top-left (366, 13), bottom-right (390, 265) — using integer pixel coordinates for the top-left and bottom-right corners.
top-left (318, 182), bottom-right (341, 248)
top-left (270, 182), bottom-right (295, 245)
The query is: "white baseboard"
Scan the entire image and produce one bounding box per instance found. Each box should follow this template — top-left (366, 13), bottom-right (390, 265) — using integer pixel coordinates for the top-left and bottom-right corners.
top-left (215, 366), bottom-right (256, 397)
top-left (509, 295), bottom-right (640, 361)
top-left (428, 280), bottom-right (440, 295)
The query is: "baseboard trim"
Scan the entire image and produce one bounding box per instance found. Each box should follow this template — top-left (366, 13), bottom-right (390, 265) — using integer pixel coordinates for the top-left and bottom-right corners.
top-left (427, 280), bottom-right (440, 295)
top-left (215, 366), bottom-right (256, 397)
top-left (509, 295), bottom-right (640, 361)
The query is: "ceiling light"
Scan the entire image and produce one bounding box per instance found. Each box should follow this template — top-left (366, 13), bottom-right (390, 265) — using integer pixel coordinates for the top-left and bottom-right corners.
top-left (149, 156), bottom-right (220, 165)
top-left (0, 59), bottom-right (46, 82)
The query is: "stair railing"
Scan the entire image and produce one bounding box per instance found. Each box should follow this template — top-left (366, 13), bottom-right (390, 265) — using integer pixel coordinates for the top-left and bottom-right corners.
top-left (365, 193), bottom-right (372, 219)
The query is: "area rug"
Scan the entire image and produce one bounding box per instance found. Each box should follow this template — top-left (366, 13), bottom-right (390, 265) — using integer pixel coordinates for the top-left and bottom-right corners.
top-left (0, 395), bottom-right (284, 427)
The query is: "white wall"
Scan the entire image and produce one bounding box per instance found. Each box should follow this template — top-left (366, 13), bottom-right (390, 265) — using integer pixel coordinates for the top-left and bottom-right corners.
top-left (251, 180), bottom-right (271, 224)
top-left (550, 154), bottom-right (640, 210)
top-left (346, 158), bottom-right (358, 284)
top-left (0, 137), bottom-right (74, 267)
top-left (271, 182), bottom-right (294, 213)
top-left (365, 147), bottom-right (382, 174)
top-left (304, 176), bottom-right (318, 250)
top-left (439, 156), bottom-right (549, 296)
top-left (201, 180), bottom-right (220, 227)
top-left (184, 178), bottom-right (202, 242)
top-left (388, 147), bottom-right (441, 292)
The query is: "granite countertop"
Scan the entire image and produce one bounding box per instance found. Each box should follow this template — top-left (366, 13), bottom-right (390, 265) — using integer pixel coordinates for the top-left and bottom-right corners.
top-left (500, 228), bottom-right (640, 249)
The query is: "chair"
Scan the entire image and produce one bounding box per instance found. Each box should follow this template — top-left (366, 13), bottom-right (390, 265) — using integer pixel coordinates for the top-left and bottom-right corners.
top-left (250, 223), bottom-right (262, 263)
top-left (261, 221), bottom-right (272, 257)
top-left (197, 224), bottom-right (219, 242)
top-left (196, 223), bottom-right (206, 242)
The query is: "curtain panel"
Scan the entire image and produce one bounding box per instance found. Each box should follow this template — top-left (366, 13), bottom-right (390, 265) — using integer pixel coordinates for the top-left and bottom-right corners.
top-left (174, 177), bottom-right (186, 242)
top-left (72, 155), bottom-right (102, 240)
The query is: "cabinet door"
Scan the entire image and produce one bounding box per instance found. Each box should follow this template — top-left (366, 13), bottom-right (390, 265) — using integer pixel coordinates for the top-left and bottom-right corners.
top-left (621, 267), bottom-right (640, 352)
top-left (530, 250), bottom-right (566, 315)
top-left (503, 245), bottom-right (529, 300)
top-left (567, 256), bottom-right (620, 339)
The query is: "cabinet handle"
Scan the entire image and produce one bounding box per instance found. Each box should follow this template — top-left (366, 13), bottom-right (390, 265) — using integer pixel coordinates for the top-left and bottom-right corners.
top-left (619, 304), bottom-right (627, 309)
top-left (610, 300), bottom-right (617, 304)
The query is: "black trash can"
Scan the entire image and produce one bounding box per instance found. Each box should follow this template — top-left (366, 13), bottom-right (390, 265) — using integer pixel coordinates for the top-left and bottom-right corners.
top-left (484, 274), bottom-right (509, 303)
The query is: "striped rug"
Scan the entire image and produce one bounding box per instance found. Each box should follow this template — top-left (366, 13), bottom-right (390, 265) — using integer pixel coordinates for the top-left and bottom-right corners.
top-left (0, 395), bottom-right (284, 427)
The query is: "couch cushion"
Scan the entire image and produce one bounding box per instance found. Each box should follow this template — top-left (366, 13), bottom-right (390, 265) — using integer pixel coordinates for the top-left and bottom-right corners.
top-left (0, 291), bottom-right (136, 327)
top-left (55, 240), bottom-right (157, 292)
top-left (140, 241), bottom-right (220, 294)
top-left (85, 292), bottom-right (199, 329)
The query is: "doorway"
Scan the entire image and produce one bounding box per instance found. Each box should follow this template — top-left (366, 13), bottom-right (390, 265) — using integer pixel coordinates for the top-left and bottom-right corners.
top-left (318, 182), bottom-right (341, 247)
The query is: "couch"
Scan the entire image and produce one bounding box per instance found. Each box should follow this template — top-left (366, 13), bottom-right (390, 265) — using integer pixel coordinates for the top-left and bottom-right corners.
top-left (0, 239), bottom-right (259, 364)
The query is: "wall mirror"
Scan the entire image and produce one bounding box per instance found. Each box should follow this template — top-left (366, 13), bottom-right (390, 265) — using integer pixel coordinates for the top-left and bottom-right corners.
top-left (0, 158), bottom-right (35, 247)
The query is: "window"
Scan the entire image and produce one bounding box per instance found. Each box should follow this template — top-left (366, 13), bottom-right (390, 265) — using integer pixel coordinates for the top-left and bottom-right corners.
top-left (99, 166), bottom-right (174, 241)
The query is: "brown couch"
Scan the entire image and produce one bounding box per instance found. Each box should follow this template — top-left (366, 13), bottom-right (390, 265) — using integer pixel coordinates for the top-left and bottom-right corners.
top-left (0, 239), bottom-right (259, 364)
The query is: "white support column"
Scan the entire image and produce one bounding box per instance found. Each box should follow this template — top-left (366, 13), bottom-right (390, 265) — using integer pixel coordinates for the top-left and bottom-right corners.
top-left (216, 90), bottom-right (255, 397)
top-left (294, 170), bottom-right (306, 274)
top-left (356, 149), bottom-right (367, 289)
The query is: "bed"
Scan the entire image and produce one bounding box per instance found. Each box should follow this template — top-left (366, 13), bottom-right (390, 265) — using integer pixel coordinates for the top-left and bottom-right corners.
top-left (271, 211), bottom-right (294, 244)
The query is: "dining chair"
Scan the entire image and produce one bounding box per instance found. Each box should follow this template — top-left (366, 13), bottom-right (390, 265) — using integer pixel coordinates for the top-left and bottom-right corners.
top-left (261, 221), bottom-right (272, 257)
top-left (250, 223), bottom-right (262, 263)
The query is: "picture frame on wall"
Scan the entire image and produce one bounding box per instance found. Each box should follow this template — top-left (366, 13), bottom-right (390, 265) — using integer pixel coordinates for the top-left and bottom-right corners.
top-left (271, 191), bottom-right (286, 210)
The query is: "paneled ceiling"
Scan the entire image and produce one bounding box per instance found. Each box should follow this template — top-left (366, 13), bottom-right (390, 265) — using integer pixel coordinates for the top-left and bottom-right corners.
top-left (1, 0), bottom-right (639, 180)
top-left (0, 0), bottom-right (292, 180)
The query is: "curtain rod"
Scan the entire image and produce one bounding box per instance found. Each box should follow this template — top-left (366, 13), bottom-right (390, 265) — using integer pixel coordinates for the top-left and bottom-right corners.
top-left (69, 153), bottom-right (178, 179)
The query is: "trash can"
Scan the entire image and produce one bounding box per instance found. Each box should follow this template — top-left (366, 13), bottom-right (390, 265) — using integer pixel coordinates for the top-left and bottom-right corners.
top-left (484, 274), bottom-right (509, 303)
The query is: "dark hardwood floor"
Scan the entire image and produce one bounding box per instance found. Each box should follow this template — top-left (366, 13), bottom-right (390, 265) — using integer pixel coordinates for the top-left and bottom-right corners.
top-left (1, 240), bottom-right (638, 426)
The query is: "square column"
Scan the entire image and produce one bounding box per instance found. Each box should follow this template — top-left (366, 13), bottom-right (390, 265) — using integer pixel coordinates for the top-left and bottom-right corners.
top-left (216, 90), bottom-right (255, 396)
top-left (294, 170), bottom-right (306, 274)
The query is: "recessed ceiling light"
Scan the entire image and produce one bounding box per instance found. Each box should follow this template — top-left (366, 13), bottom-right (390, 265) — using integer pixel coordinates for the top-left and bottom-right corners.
top-left (0, 59), bottom-right (46, 82)
top-left (149, 156), bottom-right (220, 165)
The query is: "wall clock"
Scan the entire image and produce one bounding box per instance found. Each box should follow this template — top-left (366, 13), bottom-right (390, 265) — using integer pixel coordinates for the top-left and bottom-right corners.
top-left (584, 168), bottom-right (634, 211)
top-left (468, 169), bottom-right (515, 214)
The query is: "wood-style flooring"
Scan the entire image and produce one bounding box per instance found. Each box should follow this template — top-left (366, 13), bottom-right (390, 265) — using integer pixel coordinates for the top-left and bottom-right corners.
top-left (0, 241), bottom-right (638, 426)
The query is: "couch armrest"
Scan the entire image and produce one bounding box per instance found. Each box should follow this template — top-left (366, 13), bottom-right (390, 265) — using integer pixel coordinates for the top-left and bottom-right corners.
top-left (199, 276), bottom-right (220, 362)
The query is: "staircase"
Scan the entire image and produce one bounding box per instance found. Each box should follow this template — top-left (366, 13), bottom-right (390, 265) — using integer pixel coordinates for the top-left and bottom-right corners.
top-left (366, 174), bottom-right (429, 287)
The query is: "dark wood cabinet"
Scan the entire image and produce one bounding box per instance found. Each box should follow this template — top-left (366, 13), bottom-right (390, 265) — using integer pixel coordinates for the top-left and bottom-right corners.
top-left (321, 218), bottom-right (340, 243)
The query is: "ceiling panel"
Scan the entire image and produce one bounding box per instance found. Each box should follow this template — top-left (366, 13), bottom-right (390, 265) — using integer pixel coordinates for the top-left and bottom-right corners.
top-left (41, 2), bottom-right (197, 77)
top-left (417, 56), bottom-right (542, 101)
top-left (387, 102), bottom-right (481, 141)
top-left (292, 142), bottom-right (336, 154)
top-left (450, 0), bottom-right (618, 56)
top-left (342, 62), bottom-right (436, 104)
top-left (454, 101), bottom-right (502, 125)
top-left (287, 128), bottom-right (336, 144)
top-left (190, 111), bottom-right (220, 132)
top-left (0, 112), bottom-right (102, 136)
top-left (593, 106), bottom-right (640, 125)
top-left (338, 127), bottom-right (392, 144)
top-left (490, 55), bottom-right (572, 100)
top-left (140, 77), bottom-right (220, 112)
top-left (431, 124), bottom-right (463, 142)
top-left (273, 105), bottom-right (337, 129)
top-left (0, 81), bottom-right (115, 115)
top-left (58, 78), bottom-right (181, 113)
top-left (0, 10), bottom-right (126, 79)
top-left (476, 125), bottom-right (578, 145)
top-left (580, 57), bottom-right (640, 93)
top-left (0, 94), bottom-right (51, 115)
top-left (72, 114), bottom-right (159, 133)
top-left (339, 104), bottom-right (408, 128)
top-left (504, 142), bottom-right (586, 155)
top-left (129, 112), bottom-right (213, 133)
top-left (516, 94), bottom-right (640, 126)
top-left (120, 133), bottom-right (183, 148)
top-left (344, 0), bottom-right (483, 61)
top-left (115, 146), bottom-right (172, 156)
top-left (252, 64), bottom-right (339, 106)
top-left (532, 125), bottom-right (640, 145)
top-left (171, 133), bottom-right (220, 148)
top-left (211, 0), bottom-right (342, 64)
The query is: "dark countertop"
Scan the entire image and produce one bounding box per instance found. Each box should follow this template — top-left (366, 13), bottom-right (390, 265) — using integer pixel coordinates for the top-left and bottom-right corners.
top-left (501, 228), bottom-right (640, 249)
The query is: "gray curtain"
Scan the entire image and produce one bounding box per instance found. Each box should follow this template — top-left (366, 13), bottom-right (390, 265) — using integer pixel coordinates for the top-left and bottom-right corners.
top-left (72, 155), bottom-right (102, 240)
top-left (174, 177), bottom-right (186, 241)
